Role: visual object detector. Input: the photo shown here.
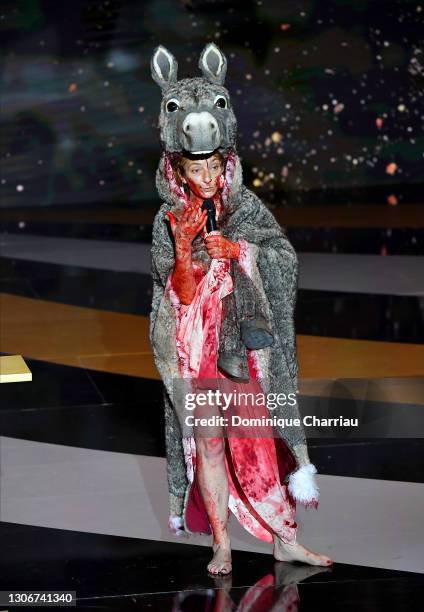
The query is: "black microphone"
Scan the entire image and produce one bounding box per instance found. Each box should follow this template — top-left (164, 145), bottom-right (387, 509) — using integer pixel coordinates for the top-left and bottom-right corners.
top-left (202, 198), bottom-right (217, 233)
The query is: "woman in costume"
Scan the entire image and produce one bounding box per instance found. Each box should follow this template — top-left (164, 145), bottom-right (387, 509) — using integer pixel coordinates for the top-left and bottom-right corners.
top-left (149, 43), bottom-right (333, 575)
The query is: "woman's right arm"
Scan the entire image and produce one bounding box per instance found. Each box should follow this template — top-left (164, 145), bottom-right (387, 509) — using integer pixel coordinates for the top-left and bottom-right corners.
top-left (167, 203), bottom-right (207, 306)
top-left (172, 237), bottom-right (197, 305)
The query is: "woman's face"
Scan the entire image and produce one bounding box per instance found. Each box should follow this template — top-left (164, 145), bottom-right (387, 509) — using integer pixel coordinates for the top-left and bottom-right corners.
top-left (181, 155), bottom-right (223, 200)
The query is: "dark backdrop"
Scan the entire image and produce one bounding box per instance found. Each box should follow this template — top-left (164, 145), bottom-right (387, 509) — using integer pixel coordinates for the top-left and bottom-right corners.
top-left (0, 0), bottom-right (422, 208)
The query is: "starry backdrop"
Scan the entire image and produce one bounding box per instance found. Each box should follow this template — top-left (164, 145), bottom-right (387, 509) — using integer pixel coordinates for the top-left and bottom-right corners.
top-left (0, 0), bottom-right (422, 209)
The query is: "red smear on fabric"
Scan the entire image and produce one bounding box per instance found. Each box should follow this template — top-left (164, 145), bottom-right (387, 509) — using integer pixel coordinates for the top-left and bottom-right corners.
top-left (164, 153), bottom-right (188, 204)
top-left (185, 467), bottom-right (212, 535)
top-left (275, 438), bottom-right (297, 482)
top-left (224, 437), bottom-right (275, 537)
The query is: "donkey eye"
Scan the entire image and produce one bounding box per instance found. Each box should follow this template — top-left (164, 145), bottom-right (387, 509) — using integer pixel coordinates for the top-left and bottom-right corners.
top-left (166, 98), bottom-right (180, 112)
top-left (214, 96), bottom-right (227, 109)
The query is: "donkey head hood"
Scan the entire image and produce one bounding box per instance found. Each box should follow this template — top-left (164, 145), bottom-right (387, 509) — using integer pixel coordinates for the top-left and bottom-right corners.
top-left (151, 42), bottom-right (237, 154)
top-left (151, 43), bottom-right (244, 214)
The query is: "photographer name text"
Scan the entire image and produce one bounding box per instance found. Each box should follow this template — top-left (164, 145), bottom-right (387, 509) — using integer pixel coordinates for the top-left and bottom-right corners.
top-left (185, 414), bottom-right (358, 428)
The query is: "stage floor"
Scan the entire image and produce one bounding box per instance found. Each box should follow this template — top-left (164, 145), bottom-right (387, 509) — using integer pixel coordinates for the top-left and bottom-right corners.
top-left (0, 520), bottom-right (423, 610)
top-left (1, 215), bottom-right (423, 610)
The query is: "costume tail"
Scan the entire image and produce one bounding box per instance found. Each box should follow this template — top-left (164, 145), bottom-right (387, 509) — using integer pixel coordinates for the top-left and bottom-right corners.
top-left (288, 463), bottom-right (320, 510)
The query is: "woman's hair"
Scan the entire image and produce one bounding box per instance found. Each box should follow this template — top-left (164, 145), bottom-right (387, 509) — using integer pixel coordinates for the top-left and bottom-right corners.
top-left (171, 151), bottom-right (226, 195)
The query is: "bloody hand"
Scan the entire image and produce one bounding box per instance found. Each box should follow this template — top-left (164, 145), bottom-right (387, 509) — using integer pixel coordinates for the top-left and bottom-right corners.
top-left (205, 233), bottom-right (240, 260)
top-left (165, 203), bottom-right (208, 305)
top-left (166, 202), bottom-right (208, 247)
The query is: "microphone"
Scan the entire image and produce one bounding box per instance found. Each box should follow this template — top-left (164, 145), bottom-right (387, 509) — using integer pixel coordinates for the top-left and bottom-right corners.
top-left (201, 198), bottom-right (217, 233)
top-left (202, 198), bottom-right (228, 263)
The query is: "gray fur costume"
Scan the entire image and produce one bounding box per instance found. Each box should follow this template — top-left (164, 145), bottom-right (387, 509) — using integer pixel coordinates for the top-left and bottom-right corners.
top-left (149, 43), bottom-right (319, 531)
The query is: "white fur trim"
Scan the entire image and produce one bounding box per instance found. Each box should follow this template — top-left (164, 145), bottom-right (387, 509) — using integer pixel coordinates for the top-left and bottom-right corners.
top-left (288, 463), bottom-right (319, 505)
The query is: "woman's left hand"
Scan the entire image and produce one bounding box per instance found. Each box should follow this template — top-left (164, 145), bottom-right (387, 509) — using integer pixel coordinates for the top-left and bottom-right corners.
top-left (205, 234), bottom-right (240, 260)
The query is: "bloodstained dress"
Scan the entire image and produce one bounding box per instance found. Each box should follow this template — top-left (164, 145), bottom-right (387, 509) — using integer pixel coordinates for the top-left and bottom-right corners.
top-left (167, 213), bottom-right (298, 544)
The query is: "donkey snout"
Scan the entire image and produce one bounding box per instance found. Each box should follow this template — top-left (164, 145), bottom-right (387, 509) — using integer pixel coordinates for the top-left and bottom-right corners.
top-left (183, 112), bottom-right (218, 134)
top-left (181, 112), bottom-right (220, 154)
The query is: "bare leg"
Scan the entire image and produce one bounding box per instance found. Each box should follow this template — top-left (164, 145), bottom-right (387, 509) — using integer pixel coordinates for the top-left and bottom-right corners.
top-left (195, 434), bottom-right (232, 575)
top-left (273, 534), bottom-right (333, 566)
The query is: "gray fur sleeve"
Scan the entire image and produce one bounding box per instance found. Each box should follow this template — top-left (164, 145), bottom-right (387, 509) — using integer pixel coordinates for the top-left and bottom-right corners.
top-left (246, 200), bottom-right (306, 451)
top-left (257, 237), bottom-right (299, 384)
top-left (256, 243), bottom-right (306, 450)
top-left (249, 202), bottom-right (300, 385)
top-left (151, 205), bottom-right (175, 285)
top-left (164, 387), bottom-right (188, 505)
top-left (149, 205), bottom-right (175, 344)
top-left (150, 205), bottom-right (189, 513)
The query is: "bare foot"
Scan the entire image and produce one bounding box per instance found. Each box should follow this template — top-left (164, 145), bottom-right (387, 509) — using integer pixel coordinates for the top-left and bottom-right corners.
top-left (207, 542), bottom-right (232, 575)
top-left (273, 534), bottom-right (333, 567)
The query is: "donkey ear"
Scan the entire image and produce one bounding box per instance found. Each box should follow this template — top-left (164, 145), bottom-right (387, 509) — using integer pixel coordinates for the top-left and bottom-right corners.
top-left (151, 45), bottom-right (178, 91)
top-left (198, 43), bottom-right (227, 85)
